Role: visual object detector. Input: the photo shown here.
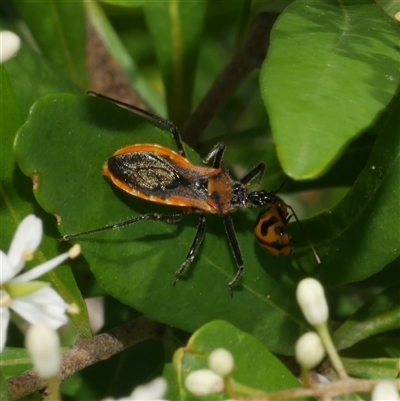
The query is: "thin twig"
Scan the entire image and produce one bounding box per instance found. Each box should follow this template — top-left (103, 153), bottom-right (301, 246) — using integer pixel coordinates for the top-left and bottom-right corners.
top-left (7, 317), bottom-right (167, 400)
top-left (243, 378), bottom-right (400, 400)
top-left (180, 12), bottom-right (278, 146)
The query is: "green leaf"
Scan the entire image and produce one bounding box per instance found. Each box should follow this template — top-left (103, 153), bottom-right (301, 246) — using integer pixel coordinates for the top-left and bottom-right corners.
top-left (260, 0), bottom-right (400, 179)
top-left (342, 357), bottom-right (400, 380)
top-left (376, 0), bottom-right (400, 20)
top-left (0, 67), bottom-right (90, 339)
top-left (85, 1), bottom-right (165, 116)
top-left (333, 285), bottom-right (400, 350)
top-left (0, 371), bottom-right (11, 401)
top-left (173, 320), bottom-right (309, 400)
top-left (163, 362), bottom-right (180, 401)
top-left (0, 348), bottom-right (32, 379)
top-left (299, 95), bottom-right (400, 284)
top-left (98, 0), bottom-right (146, 6)
top-left (14, 93), bottom-right (400, 353)
top-left (200, 128), bottom-right (375, 192)
top-left (14, 93), bottom-right (315, 355)
top-left (12, 0), bottom-right (87, 88)
top-left (144, 1), bottom-right (207, 125)
top-left (2, 42), bottom-right (81, 120)
top-left (60, 373), bottom-right (99, 400)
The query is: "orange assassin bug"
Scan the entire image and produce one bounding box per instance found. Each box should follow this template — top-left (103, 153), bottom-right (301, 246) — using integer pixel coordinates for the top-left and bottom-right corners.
top-left (58, 92), bottom-right (320, 296)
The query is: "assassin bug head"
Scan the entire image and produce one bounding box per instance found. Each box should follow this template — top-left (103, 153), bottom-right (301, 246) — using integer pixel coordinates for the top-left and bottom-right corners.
top-left (247, 189), bottom-right (281, 207)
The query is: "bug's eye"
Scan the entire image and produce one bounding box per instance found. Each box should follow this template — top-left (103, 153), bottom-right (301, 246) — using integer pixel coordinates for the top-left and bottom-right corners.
top-left (275, 226), bottom-right (286, 236)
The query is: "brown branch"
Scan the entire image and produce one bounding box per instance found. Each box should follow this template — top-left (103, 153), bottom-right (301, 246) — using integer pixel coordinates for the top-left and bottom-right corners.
top-left (7, 317), bottom-right (167, 400)
top-left (180, 12), bottom-right (278, 147)
top-left (86, 17), bottom-right (150, 110)
top-left (243, 378), bottom-right (400, 400)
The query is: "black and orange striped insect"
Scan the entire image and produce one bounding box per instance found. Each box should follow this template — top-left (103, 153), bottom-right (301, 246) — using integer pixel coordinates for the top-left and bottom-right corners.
top-left (59, 93), bottom-right (320, 296)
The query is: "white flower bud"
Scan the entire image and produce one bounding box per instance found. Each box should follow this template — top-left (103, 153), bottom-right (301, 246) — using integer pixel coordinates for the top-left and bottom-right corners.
top-left (372, 381), bottom-right (399, 400)
top-left (295, 332), bottom-right (325, 369)
top-left (25, 324), bottom-right (60, 378)
top-left (208, 348), bottom-right (234, 377)
top-left (130, 377), bottom-right (167, 400)
top-left (296, 278), bottom-right (328, 325)
top-left (185, 369), bottom-right (224, 396)
top-left (68, 244), bottom-right (81, 259)
top-left (67, 303), bottom-right (80, 315)
top-left (0, 31), bottom-right (21, 63)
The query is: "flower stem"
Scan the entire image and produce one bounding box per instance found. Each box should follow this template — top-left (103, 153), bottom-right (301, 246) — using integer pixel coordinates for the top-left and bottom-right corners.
top-left (315, 323), bottom-right (348, 380)
top-left (46, 376), bottom-right (61, 401)
top-left (301, 367), bottom-right (311, 388)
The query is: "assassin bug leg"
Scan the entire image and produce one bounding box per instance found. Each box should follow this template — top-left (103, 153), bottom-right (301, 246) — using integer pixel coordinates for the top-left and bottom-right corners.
top-left (202, 142), bottom-right (226, 168)
top-left (223, 214), bottom-right (244, 297)
top-left (240, 163), bottom-right (265, 187)
top-left (173, 214), bottom-right (207, 285)
top-left (57, 212), bottom-right (185, 242)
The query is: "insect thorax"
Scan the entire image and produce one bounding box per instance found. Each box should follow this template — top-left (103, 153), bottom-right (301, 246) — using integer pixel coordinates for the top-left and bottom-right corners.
top-left (229, 182), bottom-right (248, 208)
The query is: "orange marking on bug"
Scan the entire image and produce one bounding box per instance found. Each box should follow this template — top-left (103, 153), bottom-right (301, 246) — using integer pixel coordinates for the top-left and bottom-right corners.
top-left (254, 202), bottom-right (292, 256)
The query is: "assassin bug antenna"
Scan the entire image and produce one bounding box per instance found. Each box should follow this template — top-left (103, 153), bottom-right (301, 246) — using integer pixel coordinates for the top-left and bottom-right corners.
top-left (59, 92), bottom-right (320, 296)
top-left (87, 91), bottom-right (186, 157)
top-left (285, 205), bottom-right (321, 264)
top-left (274, 179), bottom-right (320, 264)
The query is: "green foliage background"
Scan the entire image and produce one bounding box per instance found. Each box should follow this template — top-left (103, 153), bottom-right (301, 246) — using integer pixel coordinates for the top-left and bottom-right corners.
top-left (1, 0), bottom-right (399, 400)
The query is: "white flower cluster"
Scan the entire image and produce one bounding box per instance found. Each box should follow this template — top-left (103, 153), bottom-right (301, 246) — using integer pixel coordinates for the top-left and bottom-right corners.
top-left (0, 215), bottom-right (80, 352)
top-left (101, 349), bottom-right (234, 400)
top-left (372, 381), bottom-right (399, 400)
top-left (295, 278), bottom-right (399, 398)
top-left (185, 348), bottom-right (234, 396)
top-left (26, 323), bottom-right (61, 379)
top-left (103, 377), bottom-right (168, 401)
top-left (0, 30), bottom-right (20, 63)
top-left (295, 278), bottom-right (328, 371)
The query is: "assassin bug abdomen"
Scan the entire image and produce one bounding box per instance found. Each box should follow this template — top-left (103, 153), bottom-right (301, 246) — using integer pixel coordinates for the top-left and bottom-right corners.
top-left (103, 144), bottom-right (242, 214)
top-left (59, 92), bottom-right (320, 296)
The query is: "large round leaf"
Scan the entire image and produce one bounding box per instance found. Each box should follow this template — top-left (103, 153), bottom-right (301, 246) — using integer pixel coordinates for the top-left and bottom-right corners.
top-left (1, 69), bottom-right (90, 339)
top-left (14, 94), bottom-right (314, 354)
top-left (261, 0), bottom-right (400, 179)
top-left (14, 93), bottom-right (399, 353)
top-left (171, 320), bottom-right (308, 400)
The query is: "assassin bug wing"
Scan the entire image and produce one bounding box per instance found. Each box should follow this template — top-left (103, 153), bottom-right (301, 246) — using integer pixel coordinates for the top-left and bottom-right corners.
top-left (107, 151), bottom-right (186, 191)
top-left (103, 144), bottom-right (223, 213)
